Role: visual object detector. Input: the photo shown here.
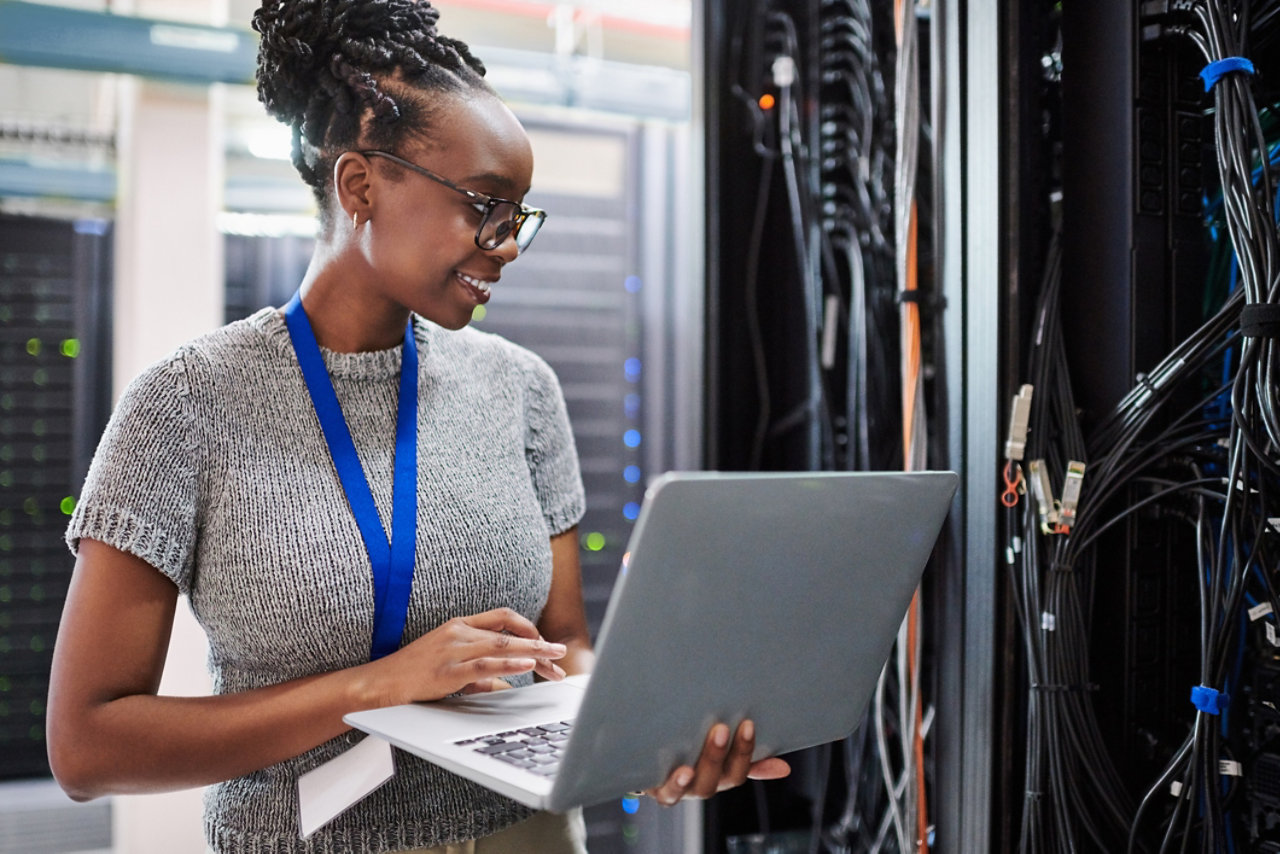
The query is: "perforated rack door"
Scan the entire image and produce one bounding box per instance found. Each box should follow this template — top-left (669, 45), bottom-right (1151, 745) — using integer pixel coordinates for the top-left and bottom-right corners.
top-left (0, 214), bottom-right (111, 781)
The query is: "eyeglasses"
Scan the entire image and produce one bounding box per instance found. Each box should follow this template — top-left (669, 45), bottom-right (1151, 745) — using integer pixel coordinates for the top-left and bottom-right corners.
top-left (360, 150), bottom-right (547, 254)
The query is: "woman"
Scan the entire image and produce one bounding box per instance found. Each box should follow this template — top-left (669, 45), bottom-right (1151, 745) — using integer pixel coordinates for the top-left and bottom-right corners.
top-left (46, 1), bottom-right (788, 851)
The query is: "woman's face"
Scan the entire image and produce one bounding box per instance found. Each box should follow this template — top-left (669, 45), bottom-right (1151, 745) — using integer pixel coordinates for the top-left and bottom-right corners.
top-left (358, 92), bottom-right (535, 330)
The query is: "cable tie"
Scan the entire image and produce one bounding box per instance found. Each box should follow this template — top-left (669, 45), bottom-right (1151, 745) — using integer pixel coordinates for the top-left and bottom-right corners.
top-left (1249, 602), bottom-right (1275, 621)
top-left (1041, 612), bottom-right (1057, 631)
top-left (1200, 57), bottom-right (1256, 92)
top-left (1218, 759), bottom-right (1243, 777)
top-left (1240, 303), bottom-right (1280, 339)
top-left (1190, 684), bottom-right (1229, 715)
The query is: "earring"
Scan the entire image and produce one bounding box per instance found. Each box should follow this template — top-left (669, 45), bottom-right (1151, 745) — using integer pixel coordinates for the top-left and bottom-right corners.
top-left (353, 211), bottom-right (359, 228)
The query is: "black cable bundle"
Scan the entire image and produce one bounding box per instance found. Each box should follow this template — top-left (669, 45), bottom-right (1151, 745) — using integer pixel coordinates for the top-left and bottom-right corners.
top-left (1002, 1), bottom-right (1280, 851)
top-left (1003, 227), bottom-right (1137, 854)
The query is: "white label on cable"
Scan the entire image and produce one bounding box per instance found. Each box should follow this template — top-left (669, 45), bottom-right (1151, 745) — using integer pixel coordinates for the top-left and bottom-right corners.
top-left (297, 735), bottom-right (395, 839)
top-left (1006, 546), bottom-right (1015, 565)
top-left (1219, 760), bottom-right (1243, 777)
top-left (1249, 602), bottom-right (1275, 621)
top-left (1269, 518), bottom-right (1280, 534)
top-left (1267, 622), bottom-right (1280, 648)
top-left (1013, 536), bottom-right (1023, 553)
top-left (1041, 613), bottom-right (1056, 631)
top-left (1170, 780), bottom-right (1183, 798)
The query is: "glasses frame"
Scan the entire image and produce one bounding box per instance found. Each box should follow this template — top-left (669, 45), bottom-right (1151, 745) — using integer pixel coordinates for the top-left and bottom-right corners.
top-left (359, 149), bottom-right (546, 253)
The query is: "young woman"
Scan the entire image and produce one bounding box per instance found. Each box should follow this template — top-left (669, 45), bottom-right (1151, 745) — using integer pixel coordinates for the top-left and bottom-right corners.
top-left (46, 1), bottom-right (788, 851)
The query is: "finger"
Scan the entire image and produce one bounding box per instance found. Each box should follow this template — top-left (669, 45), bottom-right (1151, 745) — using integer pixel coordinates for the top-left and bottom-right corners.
top-left (533, 658), bottom-right (566, 681)
top-left (460, 677), bottom-right (513, 694)
top-left (463, 627), bottom-right (567, 662)
top-left (685, 723), bottom-right (733, 799)
top-left (716, 719), bottom-right (757, 792)
top-left (747, 757), bottom-right (791, 780)
top-left (646, 765), bottom-right (695, 807)
top-left (464, 608), bottom-right (543, 640)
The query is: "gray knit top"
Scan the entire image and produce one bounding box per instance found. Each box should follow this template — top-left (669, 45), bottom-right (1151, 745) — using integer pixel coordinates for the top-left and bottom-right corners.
top-left (65, 307), bottom-right (586, 853)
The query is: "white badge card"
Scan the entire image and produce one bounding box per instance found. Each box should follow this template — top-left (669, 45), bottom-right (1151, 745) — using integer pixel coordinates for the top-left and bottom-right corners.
top-left (298, 735), bottom-right (396, 839)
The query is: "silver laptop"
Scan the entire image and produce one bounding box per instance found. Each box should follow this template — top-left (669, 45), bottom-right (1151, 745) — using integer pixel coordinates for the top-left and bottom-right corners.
top-left (344, 470), bottom-right (958, 812)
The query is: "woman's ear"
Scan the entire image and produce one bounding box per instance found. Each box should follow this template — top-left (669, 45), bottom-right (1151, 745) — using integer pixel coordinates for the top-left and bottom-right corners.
top-left (333, 152), bottom-right (374, 227)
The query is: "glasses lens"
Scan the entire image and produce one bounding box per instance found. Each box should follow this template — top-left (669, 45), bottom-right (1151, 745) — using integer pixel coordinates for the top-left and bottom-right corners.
top-left (478, 202), bottom-right (522, 250)
top-left (515, 211), bottom-right (546, 251)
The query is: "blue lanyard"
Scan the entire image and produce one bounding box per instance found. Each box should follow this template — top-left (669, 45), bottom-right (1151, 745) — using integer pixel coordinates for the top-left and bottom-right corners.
top-left (283, 291), bottom-right (418, 661)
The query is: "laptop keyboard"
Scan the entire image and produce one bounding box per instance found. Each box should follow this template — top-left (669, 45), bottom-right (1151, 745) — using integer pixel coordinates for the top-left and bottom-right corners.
top-left (453, 720), bottom-right (575, 778)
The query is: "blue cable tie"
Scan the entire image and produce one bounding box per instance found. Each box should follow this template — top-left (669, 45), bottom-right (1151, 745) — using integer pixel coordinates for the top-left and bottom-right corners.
top-left (1200, 57), bottom-right (1255, 92)
top-left (1191, 684), bottom-right (1230, 715)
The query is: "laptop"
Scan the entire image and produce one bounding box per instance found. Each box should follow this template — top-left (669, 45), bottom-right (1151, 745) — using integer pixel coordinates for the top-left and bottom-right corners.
top-left (344, 469), bottom-right (958, 812)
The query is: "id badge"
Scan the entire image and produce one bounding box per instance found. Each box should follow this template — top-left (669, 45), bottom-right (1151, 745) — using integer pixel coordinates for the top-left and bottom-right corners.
top-left (297, 735), bottom-right (395, 838)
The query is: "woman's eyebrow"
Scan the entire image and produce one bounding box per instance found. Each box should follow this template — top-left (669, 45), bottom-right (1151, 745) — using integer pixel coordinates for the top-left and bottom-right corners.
top-left (463, 171), bottom-right (526, 195)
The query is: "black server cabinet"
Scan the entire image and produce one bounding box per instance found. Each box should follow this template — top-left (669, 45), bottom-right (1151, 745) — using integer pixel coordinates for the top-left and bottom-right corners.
top-left (0, 213), bottom-right (113, 781)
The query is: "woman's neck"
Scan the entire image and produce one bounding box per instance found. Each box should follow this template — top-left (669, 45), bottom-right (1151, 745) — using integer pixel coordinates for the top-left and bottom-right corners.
top-left (293, 270), bottom-right (410, 354)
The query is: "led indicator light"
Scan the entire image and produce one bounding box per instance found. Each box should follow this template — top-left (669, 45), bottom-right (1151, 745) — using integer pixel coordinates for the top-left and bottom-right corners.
top-left (624, 358), bottom-right (642, 383)
top-left (623, 430), bottom-right (642, 448)
top-left (759, 93), bottom-right (776, 110)
top-left (624, 276), bottom-right (643, 293)
top-left (585, 532), bottom-right (606, 551)
top-left (623, 502), bottom-right (640, 521)
top-left (624, 466), bottom-right (641, 483)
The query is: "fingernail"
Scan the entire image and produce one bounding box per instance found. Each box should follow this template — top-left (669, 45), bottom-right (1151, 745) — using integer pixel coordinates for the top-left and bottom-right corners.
top-left (714, 725), bottom-right (729, 748)
top-left (548, 643), bottom-right (567, 655)
top-left (741, 720), bottom-right (754, 740)
top-left (676, 769), bottom-right (694, 787)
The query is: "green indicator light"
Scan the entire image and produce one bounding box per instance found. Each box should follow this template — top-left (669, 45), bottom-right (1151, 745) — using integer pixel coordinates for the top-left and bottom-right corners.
top-left (0, 446), bottom-right (12, 461)
top-left (30, 584), bottom-right (43, 602)
top-left (623, 825), bottom-right (639, 842)
top-left (0, 586), bottom-right (9, 602)
top-left (0, 472), bottom-right (11, 488)
top-left (0, 394), bottom-right (12, 410)
top-left (0, 676), bottom-right (8, 691)
top-left (28, 699), bottom-right (43, 716)
top-left (585, 532), bottom-right (606, 552)
top-left (29, 636), bottom-right (45, 653)
top-left (22, 497), bottom-right (38, 516)
top-left (0, 509), bottom-right (11, 526)
top-left (0, 305), bottom-right (10, 322)
top-left (32, 368), bottom-right (48, 387)
top-left (60, 338), bottom-right (81, 358)
top-left (0, 535), bottom-right (10, 551)
top-left (32, 419), bottom-right (45, 437)
top-left (25, 338), bottom-right (41, 357)
top-left (31, 446), bottom-right (45, 463)
top-left (60, 496), bottom-right (76, 515)
top-left (28, 725), bottom-right (44, 742)
top-left (472, 305), bottom-right (487, 322)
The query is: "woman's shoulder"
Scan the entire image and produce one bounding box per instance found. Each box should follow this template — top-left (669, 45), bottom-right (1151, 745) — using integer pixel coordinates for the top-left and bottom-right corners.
top-left (121, 308), bottom-right (282, 400)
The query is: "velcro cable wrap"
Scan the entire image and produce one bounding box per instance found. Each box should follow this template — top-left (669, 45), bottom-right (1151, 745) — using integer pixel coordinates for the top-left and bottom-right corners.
top-left (1191, 684), bottom-right (1229, 715)
top-left (1200, 57), bottom-right (1256, 92)
top-left (1241, 303), bottom-right (1280, 339)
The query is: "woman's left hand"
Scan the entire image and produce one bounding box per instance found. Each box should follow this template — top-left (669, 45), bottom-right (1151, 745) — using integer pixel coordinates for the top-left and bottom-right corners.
top-left (644, 719), bottom-right (791, 806)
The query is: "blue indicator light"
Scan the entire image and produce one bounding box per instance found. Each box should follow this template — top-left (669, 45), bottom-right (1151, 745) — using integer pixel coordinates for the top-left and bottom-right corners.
top-left (624, 393), bottom-right (641, 419)
top-left (624, 430), bottom-right (642, 448)
top-left (624, 466), bottom-right (642, 484)
top-left (621, 795), bottom-right (640, 814)
top-left (624, 502), bottom-right (640, 520)
top-left (624, 358), bottom-right (642, 382)
top-left (624, 276), bottom-right (643, 293)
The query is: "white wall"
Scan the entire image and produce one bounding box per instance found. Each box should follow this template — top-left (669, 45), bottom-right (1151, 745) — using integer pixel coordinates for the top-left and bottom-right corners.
top-left (109, 3), bottom-right (225, 851)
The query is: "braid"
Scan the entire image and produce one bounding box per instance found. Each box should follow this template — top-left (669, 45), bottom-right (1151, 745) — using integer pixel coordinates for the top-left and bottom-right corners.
top-left (252, 0), bottom-right (491, 215)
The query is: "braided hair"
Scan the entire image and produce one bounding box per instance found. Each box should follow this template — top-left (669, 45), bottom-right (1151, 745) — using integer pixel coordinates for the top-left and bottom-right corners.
top-left (252, 0), bottom-right (492, 219)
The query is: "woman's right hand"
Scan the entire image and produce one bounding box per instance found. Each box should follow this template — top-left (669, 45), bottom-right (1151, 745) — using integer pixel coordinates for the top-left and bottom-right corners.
top-left (363, 608), bottom-right (567, 707)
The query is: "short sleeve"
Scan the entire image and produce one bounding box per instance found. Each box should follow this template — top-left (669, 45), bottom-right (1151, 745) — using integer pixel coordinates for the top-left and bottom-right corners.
top-left (522, 353), bottom-right (586, 536)
top-left (65, 349), bottom-right (203, 594)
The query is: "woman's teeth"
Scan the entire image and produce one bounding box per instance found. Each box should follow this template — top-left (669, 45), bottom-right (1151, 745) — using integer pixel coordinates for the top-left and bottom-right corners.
top-left (456, 272), bottom-right (491, 295)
